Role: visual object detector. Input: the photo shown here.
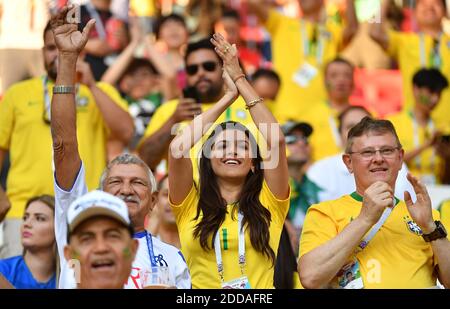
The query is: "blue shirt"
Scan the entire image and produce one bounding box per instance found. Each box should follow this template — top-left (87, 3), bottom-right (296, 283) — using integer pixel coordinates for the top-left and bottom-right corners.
top-left (0, 256), bottom-right (56, 289)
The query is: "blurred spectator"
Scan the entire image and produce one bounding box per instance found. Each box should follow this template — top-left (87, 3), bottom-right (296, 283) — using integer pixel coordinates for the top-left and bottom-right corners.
top-left (370, 0), bottom-right (450, 131)
top-left (214, 9), bottom-right (264, 73)
top-left (282, 121), bottom-right (320, 256)
top-left (0, 195), bottom-right (56, 289)
top-left (250, 68), bottom-right (281, 113)
top-left (138, 39), bottom-right (255, 171)
top-left (0, 21), bottom-right (133, 259)
top-left (153, 175), bottom-right (180, 249)
top-left (154, 13), bottom-right (189, 90)
top-left (248, 0), bottom-right (358, 123)
top-left (0, 0), bottom-right (49, 94)
top-left (102, 17), bottom-right (179, 150)
top-left (79, 0), bottom-right (129, 80)
top-left (298, 57), bottom-right (354, 161)
top-left (307, 105), bottom-right (414, 202)
top-left (388, 68), bottom-right (449, 185)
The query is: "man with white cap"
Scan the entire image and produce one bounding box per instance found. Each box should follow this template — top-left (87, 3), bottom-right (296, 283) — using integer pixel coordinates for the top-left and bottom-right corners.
top-left (64, 190), bottom-right (138, 289)
top-left (49, 6), bottom-right (190, 289)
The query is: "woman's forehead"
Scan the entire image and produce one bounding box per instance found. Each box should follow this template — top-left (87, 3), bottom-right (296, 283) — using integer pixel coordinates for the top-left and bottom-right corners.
top-left (214, 129), bottom-right (248, 142)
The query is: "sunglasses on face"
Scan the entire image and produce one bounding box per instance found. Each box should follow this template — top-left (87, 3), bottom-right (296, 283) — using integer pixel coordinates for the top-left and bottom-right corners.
top-left (286, 135), bottom-right (308, 145)
top-left (186, 61), bottom-right (218, 76)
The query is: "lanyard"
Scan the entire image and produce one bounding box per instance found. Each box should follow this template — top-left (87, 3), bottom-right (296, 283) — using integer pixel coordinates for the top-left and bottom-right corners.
top-left (419, 33), bottom-right (442, 68)
top-left (352, 192), bottom-right (397, 253)
top-left (411, 113), bottom-right (435, 171)
top-left (326, 102), bottom-right (342, 148)
top-left (300, 20), bottom-right (325, 65)
top-left (42, 76), bottom-right (51, 122)
top-left (225, 107), bottom-right (231, 121)
top-left (214, 212), bottom-right (245, 282)
top-left (134, 231), bottom-right (157, 267)
top-left (86, 2), bottom-right (107, 40)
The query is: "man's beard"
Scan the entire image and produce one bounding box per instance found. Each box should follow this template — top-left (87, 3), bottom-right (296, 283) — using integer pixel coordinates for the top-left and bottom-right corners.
top-left (194, 78), bottom-right (223, 103)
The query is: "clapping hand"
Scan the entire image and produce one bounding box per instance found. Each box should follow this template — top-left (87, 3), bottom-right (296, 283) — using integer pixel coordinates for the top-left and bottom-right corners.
top-left (210, 33), bottom-right (244, 82)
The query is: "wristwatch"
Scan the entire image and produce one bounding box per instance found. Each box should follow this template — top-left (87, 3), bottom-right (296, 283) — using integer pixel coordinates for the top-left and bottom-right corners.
top-left (53, 85), bottom-right (75, 94)
top-left (422, 221), bottom-right (447, 242)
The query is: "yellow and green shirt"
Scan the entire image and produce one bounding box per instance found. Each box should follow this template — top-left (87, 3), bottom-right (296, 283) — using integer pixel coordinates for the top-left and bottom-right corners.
top-left (170, 181), bottom-right (290, 289)
top-left (300, 192), bottom-right (440, 288)
top-left (387, 30), bottom-right (450, 128)
top-left (0, 77), bottom-right (128, 218)
top-left (265, 10), bottom-right (344, 123)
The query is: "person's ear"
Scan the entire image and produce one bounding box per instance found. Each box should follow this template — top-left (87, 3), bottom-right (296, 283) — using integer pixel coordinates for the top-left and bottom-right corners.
top-left (398, 148), bottom-right (405, 170)
top-left (148, 191), bottom-right (158, 212)
top-left (342, 153), bottom-right (353, 174)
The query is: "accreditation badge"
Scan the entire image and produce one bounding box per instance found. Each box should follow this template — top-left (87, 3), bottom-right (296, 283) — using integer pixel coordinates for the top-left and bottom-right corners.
top-left (292, 62), bottom-right (318, 88)
top-left (221, 276), bottom-right (251, 289)
top-left (337, 260), bottom-right (364, 289)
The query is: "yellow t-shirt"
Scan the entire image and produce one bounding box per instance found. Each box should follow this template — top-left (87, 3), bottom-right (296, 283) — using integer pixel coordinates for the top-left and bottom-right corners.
top-left (170, 181), bottom-right (290, 289)
top-left (300, 193), bottom-right (440, 288)
top-left (388, 111), bottom-right (443, 183)
top-left (265, 10), bottom-right (344, 123)
top-left (297, 101), bottom-right (342, 161)
top-left (387, 30), bottom-right (450, 128)
top-left (438, 200), bottom-right (450, 240)
top-left (0, 77), bottom-right (128, 218)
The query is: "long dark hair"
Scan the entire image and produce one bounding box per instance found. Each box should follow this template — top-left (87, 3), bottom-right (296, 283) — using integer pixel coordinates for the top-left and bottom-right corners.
top-left (193, 121), bottom-right (275, 264)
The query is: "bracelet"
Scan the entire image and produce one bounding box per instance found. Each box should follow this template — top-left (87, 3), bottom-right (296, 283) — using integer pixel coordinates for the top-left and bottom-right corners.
top-left (245, 98), bottom-right (263, 110)
top-left (233, 74), bottom-right (246, 83)
top-left (53, 85), bottom-right (75, 94)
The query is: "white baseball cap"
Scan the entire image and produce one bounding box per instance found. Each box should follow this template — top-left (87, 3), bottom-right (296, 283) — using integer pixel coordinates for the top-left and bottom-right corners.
top-left (67, 190), bottom-right (131, 233)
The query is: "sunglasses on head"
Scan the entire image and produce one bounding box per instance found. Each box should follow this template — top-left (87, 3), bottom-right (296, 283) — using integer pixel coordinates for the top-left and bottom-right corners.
top-left (186, 61), bottom-right (218, 76)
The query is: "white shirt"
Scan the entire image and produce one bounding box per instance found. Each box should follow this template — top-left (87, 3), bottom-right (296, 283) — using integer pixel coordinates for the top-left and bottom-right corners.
top-left (307, 153), bottom-right (416, 202)
top-left (54, 163), bottom-right (191, 289)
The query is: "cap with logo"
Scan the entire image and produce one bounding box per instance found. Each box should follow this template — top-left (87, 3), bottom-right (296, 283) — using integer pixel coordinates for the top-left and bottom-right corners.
top-left (67, 190), bottom-right (131, 233)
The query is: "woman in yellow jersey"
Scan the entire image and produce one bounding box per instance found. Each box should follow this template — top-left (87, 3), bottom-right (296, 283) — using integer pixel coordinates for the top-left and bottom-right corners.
top-left (168, 34), bottom-right (290, 289)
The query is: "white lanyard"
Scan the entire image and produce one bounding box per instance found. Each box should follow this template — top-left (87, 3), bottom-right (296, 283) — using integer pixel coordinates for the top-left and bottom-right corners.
top-left (300, 20), bottom-right (325, 65)
top-left (86, 2), bottom-right (107, 40)
top-left (214, 212), bottom-right (245, 283)
top-left (326, 104), bottom-right (341, 148)
top-left (419, 33), bottom-right (442, 68)
top-left (355, 198), bottom-right (396, 253)
top-left (411, 114), bottom-right (435, 170)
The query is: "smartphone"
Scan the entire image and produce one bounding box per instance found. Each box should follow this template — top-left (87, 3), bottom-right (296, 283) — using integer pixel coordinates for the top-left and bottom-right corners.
top-left (182, 86), bottom-right (199, 103)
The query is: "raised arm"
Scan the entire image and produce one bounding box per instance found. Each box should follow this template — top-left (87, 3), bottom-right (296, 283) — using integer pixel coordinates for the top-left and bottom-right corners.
top-left (50, 6), bottom-right (95, 190)
top-left (168, 72), bottom-right (238, 205)
top-left (342, 0), bottom-right (359, 47)
top-left (369, 0), bottom-right (390, 50)
top-left (211, 33), bottom-right (289, 199)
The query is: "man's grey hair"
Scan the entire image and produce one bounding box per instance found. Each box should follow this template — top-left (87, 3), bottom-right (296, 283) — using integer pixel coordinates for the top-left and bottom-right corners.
top-left (99, 153), bottom-right (157, 193)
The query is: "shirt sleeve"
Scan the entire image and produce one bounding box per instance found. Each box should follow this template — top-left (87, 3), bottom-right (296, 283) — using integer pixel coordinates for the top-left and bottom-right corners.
top-left (53, 162), bottom-right (88, 288)
top-left (299, 202), bottom-right (338, 258)
top-left (169, 183), bottom-right (198, 228)
top-left (0, 87), bottom-right (15, 149)
top-left (259, 180), bottom-right (290, 227)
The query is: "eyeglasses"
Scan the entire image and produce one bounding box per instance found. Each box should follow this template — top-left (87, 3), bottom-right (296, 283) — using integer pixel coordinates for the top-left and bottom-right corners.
top-left (348, 147), bottom-right (400, 159)
top-left (286, 135), bottom-right (308, 145)
top-left (186, 61), bottom-right (218, 76)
